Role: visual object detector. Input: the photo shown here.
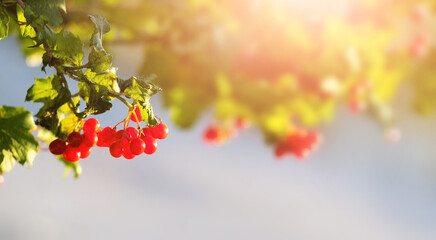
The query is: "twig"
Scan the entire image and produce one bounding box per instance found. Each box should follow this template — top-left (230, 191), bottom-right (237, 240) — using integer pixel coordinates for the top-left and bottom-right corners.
top-left (16, 0), bottom-right (25, 9)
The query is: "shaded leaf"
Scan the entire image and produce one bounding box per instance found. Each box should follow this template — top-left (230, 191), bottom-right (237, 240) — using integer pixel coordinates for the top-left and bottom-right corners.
top-left (59, 114), bottom-right (80, 139)
top-left (26, 75), bottom-right (71, 132)
top-left (88, 15), bottom-right (111, 72)
top-left (0, 106), bottom-right (38, 174)
top-left (0, 6), bottom-right (9, 40)
top-left (53, 30), bottom-right (83, 66)
top-left (23, 0), bottom-right (66, 27)
top-left (78, 82), bottom-right (112, 116)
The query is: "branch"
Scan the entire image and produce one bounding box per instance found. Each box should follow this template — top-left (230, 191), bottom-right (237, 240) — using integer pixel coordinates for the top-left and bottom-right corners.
top-left (43, 42), bottom-right (53, 59)
top-left (65, 64), bottom-right (90, 70)
top-left (16, 0), bottom-right (24, 9)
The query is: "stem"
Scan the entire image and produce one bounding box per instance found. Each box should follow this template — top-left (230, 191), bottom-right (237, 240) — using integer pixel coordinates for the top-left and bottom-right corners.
top-left (123, 112), bottom-right (131, 130)
top-left (113, 119), bottom-right (125, 129)
top-left (116, 96), bottom-right (132, 109)
top-left (155, 116), bottom-right (162, 123)
top-left (65, 70), bottom-right (90, 83)
top-left (65, 63), bottom-right (90, 70)
top-left (66, 69), bottom-right (126, 98)
top-left (43, 42), bottom-right (53, 59)
top-left (131, 105), bottom-right (143, 134)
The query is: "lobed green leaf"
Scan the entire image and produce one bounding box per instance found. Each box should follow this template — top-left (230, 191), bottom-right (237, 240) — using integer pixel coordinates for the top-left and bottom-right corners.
top-left (26, 75), bottom-right (71, 133)
top-left (78, 81), bottom-right (112, 116)
top-left (53, 30), bottom-right (84, 66)
top-left (0, 106), bottom-right (38, 174)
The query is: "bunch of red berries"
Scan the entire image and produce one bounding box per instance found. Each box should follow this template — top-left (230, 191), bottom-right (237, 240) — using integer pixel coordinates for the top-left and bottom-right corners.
top-left (99, 122), bottom-right (168, 159)
top-left (274, 129), bottom-right (321, 159)
top-left (49, 107), bottom-right (168, 161)
top-left (49, 118), bottom-right (100, 162)
top-left (203, 117), bottom-right (249, 144)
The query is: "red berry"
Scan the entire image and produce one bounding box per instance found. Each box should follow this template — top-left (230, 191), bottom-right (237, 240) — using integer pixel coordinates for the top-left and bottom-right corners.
top-left (130, 107), bottom-right (142, 122)
top-left (83, 118), bottom-right (100, 133)
top-left (49, 139), bottom-right (66, 155)
top-left (235, 117), bottom-right (249, 129)
top-left (304, 131), bottom-right (320, 150)
top-left (130, 138), bottom-right (145, 155)
top-left (143, 136), bottom-right (157, 155)
top-left (96, 133), bottom-right (107, 147)
top-left (348, 99), bottom-right (365, 113)
top-left (82, 132), bottom-right (98, 147)
top-left (141, 127), bottom-right (152, 138)
top-left (125, 127), bottom-right (139, 140)
top-left (62, 146), bottom-right (81, 162)
top-left (95, 126), bottom-right (102, 133)
top-left (67, 132), bottom-right (82, 147)
top-left (102, 126), bottom-right (116, 138)
top-left (274, 142), bottom-right (288, 159)
top-left (110, 141), bottom-right (123, 158)
top-left (115, 129), bottom-right (124, 139)
top-left (203, 126), bottom-right (219, 143)
top-left (121, 137), bottom-right (135, 159)
top-left (79, 144), bottom-right (92, 159)
top-left (97, 127), bottom-right (116, 147)
top-left (151, 123), bottom-right (168, 139)
top-left (293, 148), bottom-right (309, 159)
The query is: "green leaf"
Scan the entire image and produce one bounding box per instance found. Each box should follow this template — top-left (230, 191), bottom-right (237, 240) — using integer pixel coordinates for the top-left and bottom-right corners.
top-left (34, 25), bottom-right (56, 47)
top-left (88, 48), bottom-right (112, 73)
top-left (138, 101), bottom-right (158, 126)
top-left (0, 106), bottom-right (38, 174)
top-left (84, 69), bottom-right (119, 92)
top-left (53, 30), bottom-right (84, 66)
top-left (23, 0), bottom-right (66, 27)
top-left (0, 6), bottom-right (10, 40)
top-left (26, 75), bottom-right (62, 102)
top-left (122, 76), bottom-right (161, 100)
top-left (88, 15), bottom-right (111, 72)
top-left (89, 15), bottom-right (110, 50)
top-left (17, 5), bottom-right (36, 38)
top-left (123, 77), bottom-right (161, 125)
top-left (41, 52), bottom-right (50, 72)
top-left (26, 75), bottom-right (71, 132)
top-left (59, 114), bottom-right (79, 139)
top-left (58, 97), bottom-right (80, 114)
top-left (124, 78), bottom-right (148, 102)
top-left (78, 81), bottom-right (112, 116)
top-left (36, 127), bottom-right (57, 143)
top-left (57, 155), bottom-right (82, 178)
top-left (23, 5), bottom-right (49, 32)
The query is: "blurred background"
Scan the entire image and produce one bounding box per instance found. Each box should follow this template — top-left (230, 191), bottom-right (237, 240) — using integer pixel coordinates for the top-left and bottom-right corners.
top-left (2, 0), bottom-right (436, 239)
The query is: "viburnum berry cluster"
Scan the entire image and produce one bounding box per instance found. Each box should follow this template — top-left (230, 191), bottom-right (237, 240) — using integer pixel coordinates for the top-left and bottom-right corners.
top-left (274, 129), bottom-right (321, 159)
top-left (203, 117), bottom-right (249, 144)
top-left (49, 107), bottom-right (168, 162)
